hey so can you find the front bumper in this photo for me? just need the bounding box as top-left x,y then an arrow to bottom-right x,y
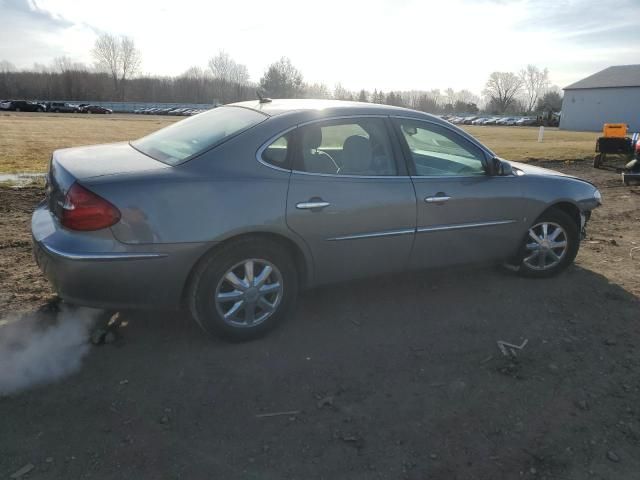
32,204 -> 210,310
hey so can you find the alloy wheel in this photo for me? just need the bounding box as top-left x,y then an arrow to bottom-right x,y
523,222 -> 568,271
215,259 -> 283,328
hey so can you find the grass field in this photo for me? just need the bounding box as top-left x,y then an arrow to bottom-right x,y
0,112 -> 599,173
0,112 -> 178,173
463,125 -> 598,162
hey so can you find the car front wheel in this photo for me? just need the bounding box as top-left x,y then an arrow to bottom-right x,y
517,208 -> 579,278
188,238 -> 298,341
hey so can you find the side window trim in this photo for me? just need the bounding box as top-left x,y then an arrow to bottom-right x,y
290,116 -> 402,178
390,117 -> 490,177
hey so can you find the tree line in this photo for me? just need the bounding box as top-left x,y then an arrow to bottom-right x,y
0,33 -> 562,114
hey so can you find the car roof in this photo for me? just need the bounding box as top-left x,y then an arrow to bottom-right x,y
229,98 -> 433,121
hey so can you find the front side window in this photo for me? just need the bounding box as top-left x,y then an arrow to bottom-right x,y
394,119 -> 486,176
132,106 -> 267,165
295,118 -> 397,176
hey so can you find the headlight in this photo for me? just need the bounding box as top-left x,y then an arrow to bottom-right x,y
594,188 -> 602,204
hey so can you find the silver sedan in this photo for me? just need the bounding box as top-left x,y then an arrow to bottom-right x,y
32,99 -> 602,340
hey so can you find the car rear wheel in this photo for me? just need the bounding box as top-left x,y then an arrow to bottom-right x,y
517,209 -> 579,278
188,238 -> 298,341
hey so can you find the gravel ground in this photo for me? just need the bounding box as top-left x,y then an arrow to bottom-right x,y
1,161 -> 639,479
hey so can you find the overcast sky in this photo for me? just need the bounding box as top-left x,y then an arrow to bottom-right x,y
1,0 -> 639,94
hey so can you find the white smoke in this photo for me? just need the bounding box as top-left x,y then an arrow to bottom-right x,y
0,305 -> 100,396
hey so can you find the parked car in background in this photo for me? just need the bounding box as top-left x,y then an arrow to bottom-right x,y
1,100 -> 46,112
471,117 -> 489,125
496,117 -> 518,126
481,117 -> 500,125
462,116 -> 479,125
47,102 -> 81,113
32,99 -> 602,341
516,117 -> 538,126
79,105 -> 113,114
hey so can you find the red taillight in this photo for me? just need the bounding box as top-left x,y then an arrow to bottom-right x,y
60,182 -> 121,231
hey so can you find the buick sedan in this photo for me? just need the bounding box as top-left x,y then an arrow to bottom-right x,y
32,99 -> 602,340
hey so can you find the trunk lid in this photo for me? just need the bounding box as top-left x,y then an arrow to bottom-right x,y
51,142 -> 170,180
46,142 -> 170,219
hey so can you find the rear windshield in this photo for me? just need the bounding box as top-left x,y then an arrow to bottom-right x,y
131,106 -> 267,165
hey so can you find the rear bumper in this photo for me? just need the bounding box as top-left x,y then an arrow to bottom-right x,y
32,204 -> 211,310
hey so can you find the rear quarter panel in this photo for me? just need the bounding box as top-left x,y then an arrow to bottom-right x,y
83,119 -> 313,278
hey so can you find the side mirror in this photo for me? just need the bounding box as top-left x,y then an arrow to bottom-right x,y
491,157 -> 513,176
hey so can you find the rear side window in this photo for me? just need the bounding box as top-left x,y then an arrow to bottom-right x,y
261,133 -> 292,169
132,106 -> 267,165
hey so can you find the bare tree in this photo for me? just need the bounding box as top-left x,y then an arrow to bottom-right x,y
53,56 -> 87,73
92,33 -> 141,100
0,60 -> 16,73
520,65 -> 549,113
208,51 -> 249,84
416,93 -> 439,113
483,72 -> 523,113
456,89 -> 479,105
444,87 -> 456,106
333,83 -> 352,100
428,89 -> 443,105
207,51 -> 251,103
52,56 -> 90,99
302,82 -> 330,99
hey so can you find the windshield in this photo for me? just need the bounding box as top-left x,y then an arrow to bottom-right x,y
132,106 -> 267,165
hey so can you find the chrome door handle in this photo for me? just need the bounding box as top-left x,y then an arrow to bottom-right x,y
425,196 -> 451,204
296,201 -> 330,210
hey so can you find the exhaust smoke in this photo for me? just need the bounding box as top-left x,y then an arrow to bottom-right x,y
0,305 -> 101,396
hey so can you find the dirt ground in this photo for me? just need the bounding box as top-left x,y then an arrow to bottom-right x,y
1,161 -> 639,479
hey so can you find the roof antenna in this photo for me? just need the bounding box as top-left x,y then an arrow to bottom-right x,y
256,90 -> 272,104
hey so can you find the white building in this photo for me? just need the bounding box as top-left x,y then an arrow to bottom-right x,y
560,64 -> 640,132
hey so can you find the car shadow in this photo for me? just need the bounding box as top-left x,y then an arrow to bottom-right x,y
1,264 -> 639,479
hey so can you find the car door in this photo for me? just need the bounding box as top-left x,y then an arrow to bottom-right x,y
392,117 -> 526,269
286,117 -> 417,285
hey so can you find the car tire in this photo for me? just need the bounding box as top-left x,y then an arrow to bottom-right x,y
516,208 -> 579,278
188,238 -> 298,341
54,109 -> 60,113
